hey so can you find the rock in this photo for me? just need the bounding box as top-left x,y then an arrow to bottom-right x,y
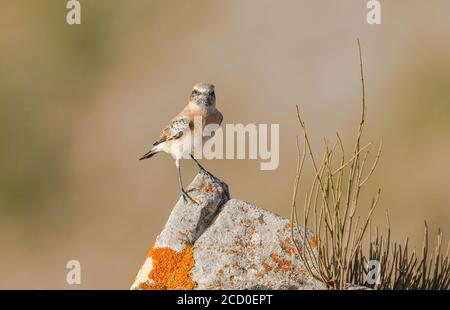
131,171 -> 325,290
192,199 -> 324,289
151,171 -> 229,253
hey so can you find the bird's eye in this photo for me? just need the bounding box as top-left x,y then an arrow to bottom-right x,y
192,90 -> 199,96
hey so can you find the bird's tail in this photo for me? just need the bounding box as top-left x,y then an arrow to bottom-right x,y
139,148 -> 157,160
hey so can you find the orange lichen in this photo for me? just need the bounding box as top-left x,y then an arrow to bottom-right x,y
228,275 -> 236,285
212,280 -> 223,288
310,236 -> 317,248
205,184 -> 214,192
140,245 -> 196,290
145,242 -> 156,257
270,253 -> 292,272
280,237 -> 297,255
235,239 -> 245,247
262,262 -> 273,272
197,182 -> 214,193
138,281 -> 153,290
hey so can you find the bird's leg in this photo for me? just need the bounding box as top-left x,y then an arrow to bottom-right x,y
177,160 -> 197,204
190,154 -> 217,180
190,154 -> 208,171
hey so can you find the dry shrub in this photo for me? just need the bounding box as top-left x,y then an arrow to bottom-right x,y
290,40 -> 450,290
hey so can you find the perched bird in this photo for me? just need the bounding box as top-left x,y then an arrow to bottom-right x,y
139,83 -> 223,203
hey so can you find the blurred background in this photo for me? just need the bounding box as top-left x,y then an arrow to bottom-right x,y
1,0 -> 449,289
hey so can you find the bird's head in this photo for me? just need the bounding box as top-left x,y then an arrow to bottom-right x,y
189,83 -> 216,107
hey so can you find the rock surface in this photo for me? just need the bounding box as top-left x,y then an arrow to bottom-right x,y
131,171 -> 326,290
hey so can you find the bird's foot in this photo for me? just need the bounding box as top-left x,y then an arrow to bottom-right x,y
181,189 -> 198,205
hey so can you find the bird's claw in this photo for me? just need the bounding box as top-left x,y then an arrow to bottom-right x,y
181,190 -> 198,205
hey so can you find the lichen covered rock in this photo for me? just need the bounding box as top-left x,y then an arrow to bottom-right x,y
192,199 -> 323,289
131,172 -> 325,290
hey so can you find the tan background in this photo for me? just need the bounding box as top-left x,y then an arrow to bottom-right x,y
0,0 -> 449,289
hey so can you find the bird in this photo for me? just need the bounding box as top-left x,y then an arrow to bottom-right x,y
139,83 -> 223,204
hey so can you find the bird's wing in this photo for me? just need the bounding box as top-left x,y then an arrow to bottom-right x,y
153,116 -> 191,146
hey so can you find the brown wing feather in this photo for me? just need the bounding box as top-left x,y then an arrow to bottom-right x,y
153,117 -> 191,146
